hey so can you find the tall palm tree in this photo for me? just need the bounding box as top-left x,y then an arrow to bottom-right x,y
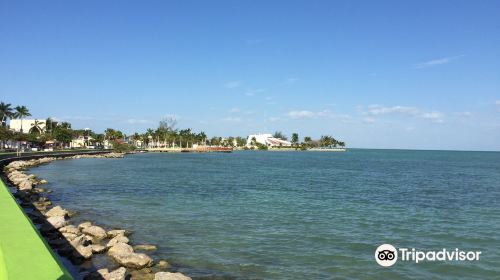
0,102 -> 14,127
45,117 -> 56,134
29,119 -> 45,134
14,106 -> 31,133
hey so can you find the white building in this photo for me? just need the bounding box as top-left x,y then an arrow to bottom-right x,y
246,133 -> 292,148
70,135 -> 95,149
9,119 -> 46,134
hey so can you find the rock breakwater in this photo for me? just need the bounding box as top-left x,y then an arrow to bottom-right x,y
2,153 -> 191,280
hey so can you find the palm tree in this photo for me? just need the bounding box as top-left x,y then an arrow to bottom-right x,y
45,117 -> 57,134
29,119 -> 45,134
291,133 -> 299,147
13,106 -> 31,133
0,102 -> 14,127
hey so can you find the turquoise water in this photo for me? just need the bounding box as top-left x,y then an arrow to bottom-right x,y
30,150 -> 500,279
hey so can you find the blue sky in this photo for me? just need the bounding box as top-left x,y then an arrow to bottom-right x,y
1,1 -> 499,150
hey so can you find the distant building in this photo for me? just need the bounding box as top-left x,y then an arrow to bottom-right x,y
246,133 -> 292,148
70,135 -> 95,149
9,119 -> 46,134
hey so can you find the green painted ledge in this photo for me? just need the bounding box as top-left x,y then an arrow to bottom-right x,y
0,178 -> 73,280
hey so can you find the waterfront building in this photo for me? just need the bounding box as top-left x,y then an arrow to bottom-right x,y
70,135 -> 95,149
246,133 -> 292,148
9,119 -> 46,134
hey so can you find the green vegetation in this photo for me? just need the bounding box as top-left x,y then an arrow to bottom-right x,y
0,102 -> 14,127
13,105 -> 31,133
0,102 -> 107,151
291,133 -> 299,148
1,101 -> 346,152
272,131 -> 287,140
111,140 -> 136,153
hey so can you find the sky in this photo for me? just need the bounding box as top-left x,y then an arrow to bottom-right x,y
1,0 -> 499,151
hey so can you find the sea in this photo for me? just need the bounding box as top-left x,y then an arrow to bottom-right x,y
29,149 -> 500,279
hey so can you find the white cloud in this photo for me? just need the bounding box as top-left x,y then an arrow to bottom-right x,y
284,78 -> 298,84
228,107 -> 241,113
126,119 -> 153,124
365,105 -> 420,116
245,88 -> 264,96
362,105 -> 445,123
415,55 -> 463,69
287,110 -> 332,119
224,81 -> 241,88
288,111 -> 314,118
456,111 -> 473,117
61,116 -> 97,121
496,100 -> 500,111
268,117 -> 280,122
421,111 -> 444,123
362,117 -> 376,124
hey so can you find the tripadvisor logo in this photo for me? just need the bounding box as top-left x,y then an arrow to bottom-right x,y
375,244 -> 482,267
375,244 -> 398,267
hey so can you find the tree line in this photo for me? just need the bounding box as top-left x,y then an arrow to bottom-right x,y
1,101 -> 346,151
273,131 -> 346,149
0,102 -> 104,149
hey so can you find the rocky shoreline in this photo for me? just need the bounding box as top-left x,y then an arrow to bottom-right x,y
2,153 -> 191,280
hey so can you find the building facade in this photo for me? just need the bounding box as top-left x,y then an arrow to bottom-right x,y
9,119 -> 47,134
246,133 -> 292,147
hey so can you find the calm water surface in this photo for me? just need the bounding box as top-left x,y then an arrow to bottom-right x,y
30,149 -> 500,279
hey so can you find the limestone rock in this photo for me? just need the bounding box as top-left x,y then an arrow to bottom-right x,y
59,225 -> 80,235
129,269 -> 154,280
108,243 -> 152,269
82,225 -> 107,240
107,235 -> 129,248
18,179 -> 33,190
134,244 -> 157,251
62,232 -> 78,241
108,267 -> 127,280
107,229 -> 128,238
154,272 -> 192,280
155,260 -> 170,269
91,244 -> 107,254
47,216 -> 67,229
108,242 -> 134,255
70,235 -> 93,259
45,206 -> 69,218
78,221 -> 92,230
